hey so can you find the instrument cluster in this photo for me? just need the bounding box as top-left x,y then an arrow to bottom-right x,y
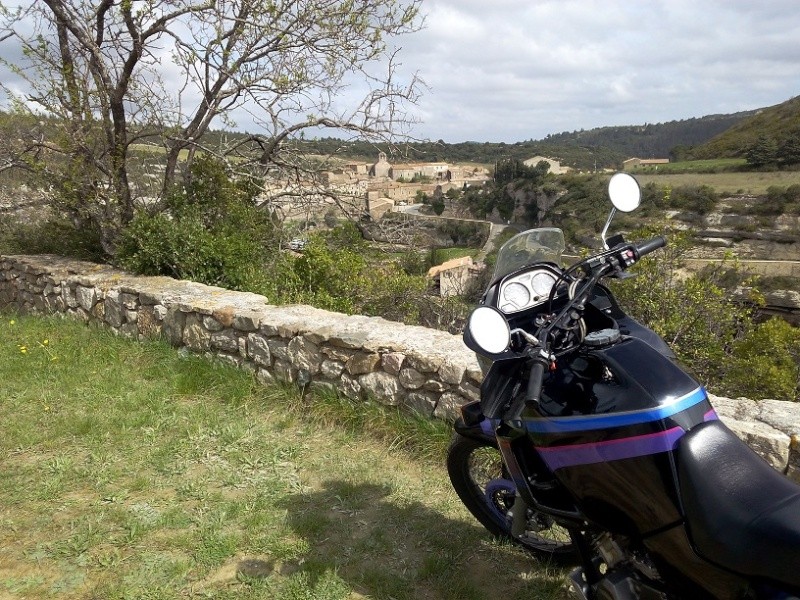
498,267 -> 560,314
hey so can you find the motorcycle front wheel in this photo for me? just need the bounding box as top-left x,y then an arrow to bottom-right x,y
446,433 -> 578,564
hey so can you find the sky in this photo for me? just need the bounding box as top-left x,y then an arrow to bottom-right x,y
1,1 -> 799,145
388,0 -> 800,142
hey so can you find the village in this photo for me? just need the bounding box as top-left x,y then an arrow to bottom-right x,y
261,151 -> 580,224
262,152 -> 673,298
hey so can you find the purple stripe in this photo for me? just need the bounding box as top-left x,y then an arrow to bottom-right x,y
536,426 -> 685,470
703,409 -> 718,422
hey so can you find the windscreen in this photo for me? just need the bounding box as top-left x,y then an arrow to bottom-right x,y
493,227 -> 565,280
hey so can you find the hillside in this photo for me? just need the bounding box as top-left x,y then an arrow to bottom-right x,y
0,104 -> 775,175
539,111 -> 755,161
691,96 -> 800,159
289,110 -> 755,170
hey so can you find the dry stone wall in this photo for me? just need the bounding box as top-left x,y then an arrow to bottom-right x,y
0,254 -> 798,481
0,255 -> 482,421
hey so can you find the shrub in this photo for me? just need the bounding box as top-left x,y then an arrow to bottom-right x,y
723,318 -> 800,401
117,155 -> 277,291
0,212 -> 105,261
611,231 -> 752,390
669,185 -> 717,215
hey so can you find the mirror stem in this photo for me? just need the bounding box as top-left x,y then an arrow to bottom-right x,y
600,207 -> 617,250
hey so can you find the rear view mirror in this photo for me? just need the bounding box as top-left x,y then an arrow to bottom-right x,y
467,306 -> 511,354
602,173 -> 641,249
608,173 -> 641,212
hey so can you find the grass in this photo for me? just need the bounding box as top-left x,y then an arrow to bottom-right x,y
0,314 -> 569,599
431,247 -> 476,264
632,169 -> 800,196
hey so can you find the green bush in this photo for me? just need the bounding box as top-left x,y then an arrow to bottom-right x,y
669,185 -> 717,214
281,222 -> 428,320
611,230 -> 799,401
0,213 -> 105,261
117,155 -> 277,291
723,318 -> 800,401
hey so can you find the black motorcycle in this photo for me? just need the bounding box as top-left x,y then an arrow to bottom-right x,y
448,173 -> 800,599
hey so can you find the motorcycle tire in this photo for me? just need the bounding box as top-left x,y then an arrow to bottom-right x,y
446,432 -> 578,565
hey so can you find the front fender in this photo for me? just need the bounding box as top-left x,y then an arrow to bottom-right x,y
453,401 -> 497,445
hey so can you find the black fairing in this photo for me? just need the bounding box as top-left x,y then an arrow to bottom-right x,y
677,420 -> 800,592
528,338 -> 703,535
540,337 -> 697,420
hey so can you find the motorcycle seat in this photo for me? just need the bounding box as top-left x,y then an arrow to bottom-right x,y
677,420 -> 800,590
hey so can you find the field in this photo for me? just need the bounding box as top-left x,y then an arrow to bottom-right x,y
631,166 -> 800,196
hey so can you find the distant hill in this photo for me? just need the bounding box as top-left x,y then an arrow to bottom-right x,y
539,111 -> 756,161
690,96 -> 800,159
0,104 -> 769,172
288,111 -> 757,170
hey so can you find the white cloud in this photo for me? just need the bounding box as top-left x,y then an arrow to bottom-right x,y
391,0 -> 800,141
3,0 -> 799,143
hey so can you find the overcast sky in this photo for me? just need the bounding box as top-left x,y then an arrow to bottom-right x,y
393,0 -> 800,142
2,1 -> 798,145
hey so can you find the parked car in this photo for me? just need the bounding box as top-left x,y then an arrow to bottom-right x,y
288,238 -> 307,251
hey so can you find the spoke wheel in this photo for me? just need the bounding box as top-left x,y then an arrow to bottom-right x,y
447,433 -> 578,564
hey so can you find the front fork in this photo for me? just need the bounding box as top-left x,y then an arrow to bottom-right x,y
455,401 -> 584,528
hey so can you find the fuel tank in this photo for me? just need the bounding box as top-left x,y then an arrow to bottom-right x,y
524,335 -> 716,535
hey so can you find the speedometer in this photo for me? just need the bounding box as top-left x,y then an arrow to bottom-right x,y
498,266 -> 561,314
503,282 -> 530,308
530,271 -> 556,299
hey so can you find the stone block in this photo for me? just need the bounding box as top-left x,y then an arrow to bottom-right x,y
404,392 -> 437,416
320,359 -> 344,380
434,392 -> 464,421
138,305 -> 162,339
359,371 -> 404,406
247,334 -> 272,367
381,352 -> 405,375
162,307 -> 185,346
233,311 -> 261,332
399,367 -> 426,390
203,315 -> 225,332
76,285 -> 96,311
211,329 -> 239,353
346,351 -> 380,375
104,290 -> 125,328
267,339 -> 289,361
287,336 -> 322,374
183,313 -> 210,351
438,362 -> 465,385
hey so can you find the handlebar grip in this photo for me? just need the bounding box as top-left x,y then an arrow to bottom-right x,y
525,359 -> 547,406
635,236 -> 667,258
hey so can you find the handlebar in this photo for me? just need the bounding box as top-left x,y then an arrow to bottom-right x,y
525,358 -> 548,406
635,236 -> 667,258
505,356 -> 548,421
495,234 -> 668,422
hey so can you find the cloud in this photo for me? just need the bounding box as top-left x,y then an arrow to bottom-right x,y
392,0 -> 800,141
3,0 -> 798,144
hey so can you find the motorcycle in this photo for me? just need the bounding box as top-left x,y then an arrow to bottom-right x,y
447,173 -> 800,599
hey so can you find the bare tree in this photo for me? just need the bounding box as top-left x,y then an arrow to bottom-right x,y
0,0 -> 423,254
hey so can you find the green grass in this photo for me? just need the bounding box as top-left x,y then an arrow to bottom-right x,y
629,158 -> 747,173
632,169 -> 800,196
0,314 -> 568,599
431,247 -> 476,263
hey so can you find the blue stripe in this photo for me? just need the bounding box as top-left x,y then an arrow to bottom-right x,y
525,387 -> 707,433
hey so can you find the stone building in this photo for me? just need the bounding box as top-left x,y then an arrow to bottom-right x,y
623,157 -> 670,169
524,156 -> 571,175
427,256 -> 482,297
370,152 -> 392,178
